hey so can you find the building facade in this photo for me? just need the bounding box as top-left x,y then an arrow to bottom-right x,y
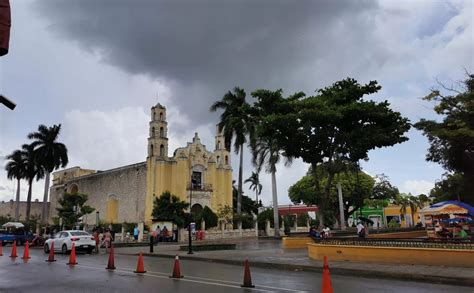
49,103 -> 233,226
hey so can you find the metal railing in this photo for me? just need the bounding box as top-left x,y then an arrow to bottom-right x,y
186,182 -> 213,192
312,237 -> 474,250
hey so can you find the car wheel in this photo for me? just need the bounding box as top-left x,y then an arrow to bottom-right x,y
87,248 -> 94,254
44,243 -> 50,254
62,244 -> 68,255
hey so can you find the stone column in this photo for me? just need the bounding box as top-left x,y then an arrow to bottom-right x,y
138,222 -> 144,242
121,225 -> 125,241
265,220 -> 271,236
201,220 -> 206,232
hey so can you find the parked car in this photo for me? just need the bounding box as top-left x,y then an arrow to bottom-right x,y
44,230 -> 95,254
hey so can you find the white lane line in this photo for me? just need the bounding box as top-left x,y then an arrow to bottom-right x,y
76,263 -> 271,292
78,262 -> 308,292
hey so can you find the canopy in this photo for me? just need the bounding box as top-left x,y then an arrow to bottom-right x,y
420,201 -> 474,217
2,222 -> 24,228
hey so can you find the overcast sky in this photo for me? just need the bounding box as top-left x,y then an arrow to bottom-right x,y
0,0 -> 472,206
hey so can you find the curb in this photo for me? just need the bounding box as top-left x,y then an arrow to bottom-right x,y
117,251 -> 474,287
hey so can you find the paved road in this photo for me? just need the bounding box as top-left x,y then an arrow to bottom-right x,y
0,247 -> 471,292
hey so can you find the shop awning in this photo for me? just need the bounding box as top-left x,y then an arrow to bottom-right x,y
419,201 -> 474,217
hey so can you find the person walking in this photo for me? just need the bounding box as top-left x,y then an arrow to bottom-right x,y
357,222 -> 365,238
93,228 -> 100,253
101,229 -> 113,253
133,225 -> 140,241
155,225 -> 161,244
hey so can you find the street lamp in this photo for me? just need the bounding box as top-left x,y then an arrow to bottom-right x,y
188,178 -> 197,254
96,211 -> 100,227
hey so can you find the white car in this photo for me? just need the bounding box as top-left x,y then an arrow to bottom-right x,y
44,230 -> 96,254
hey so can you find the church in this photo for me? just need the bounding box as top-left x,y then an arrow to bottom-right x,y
48,103 -> 233,226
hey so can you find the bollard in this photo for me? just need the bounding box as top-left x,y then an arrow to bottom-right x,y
149,235 -> 154,253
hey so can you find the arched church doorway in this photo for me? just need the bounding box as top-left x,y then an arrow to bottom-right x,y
69,184 -> 79,194
191,204 -> 203,216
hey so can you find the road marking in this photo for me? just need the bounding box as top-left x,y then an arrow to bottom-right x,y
77,262 -> 308,292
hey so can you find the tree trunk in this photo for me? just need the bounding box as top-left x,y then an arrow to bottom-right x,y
42,171 -> 51,224
26,179 -> 33,221
14,179 -> 21,221
271,168 -> 280,237
237,144 -> 243,215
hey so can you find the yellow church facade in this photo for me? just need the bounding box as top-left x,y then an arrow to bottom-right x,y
145,103 -> 233,223
49,103 -> 233,226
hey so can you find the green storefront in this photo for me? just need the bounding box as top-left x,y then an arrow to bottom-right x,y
348,205 -> 385,228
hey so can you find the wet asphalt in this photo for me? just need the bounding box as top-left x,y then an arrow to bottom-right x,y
0,246 -> 471,293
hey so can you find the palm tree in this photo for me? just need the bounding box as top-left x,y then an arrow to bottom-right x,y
210,87 -> 253,224
28,124 -> 68,223
5,150 -> 26,221
252,136 -> 292,237
22,143 -> 44,220
250,89 -> 291,237
244,171 -> 262,209
408,195 -> 424,227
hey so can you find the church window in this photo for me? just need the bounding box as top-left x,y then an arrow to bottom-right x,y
217,140 -> 221,149
160,127 -> 164,138
153,111 -> 156,121
159,112 -> 163,121
150,144 -> 154,156
152,127 -> 155,137
192,171 -> 202,188
225,155 -> 229,165
160,144 -> 165,156
217,156 -> 220,164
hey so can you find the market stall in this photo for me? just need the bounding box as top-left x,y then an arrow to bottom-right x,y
419,201 -> 474,238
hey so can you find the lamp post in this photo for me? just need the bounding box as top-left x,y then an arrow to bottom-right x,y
188,178 -> 197,254
96,211 -> 100,227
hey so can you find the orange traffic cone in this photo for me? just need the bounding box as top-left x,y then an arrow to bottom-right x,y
169,254 -> 183,278
10,242 -> 17,258
67,243 -> 78,265
322,256 -> 333,293
241,259 -> 255,288
0,242 -> 3,256
134,252 -> 146,273
22,241 -> 30,260
106,244 -> 116,270
46,241 -> 56,262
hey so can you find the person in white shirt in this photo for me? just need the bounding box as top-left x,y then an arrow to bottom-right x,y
356,222 -> 365,238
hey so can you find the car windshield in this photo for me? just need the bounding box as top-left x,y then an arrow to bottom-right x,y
70,231 -> 90,236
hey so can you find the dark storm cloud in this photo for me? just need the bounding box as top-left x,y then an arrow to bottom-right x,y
34,0 -> 380,126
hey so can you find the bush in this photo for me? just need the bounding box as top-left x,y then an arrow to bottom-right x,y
257,209 -> 282,229
233,213 -> 254,229
196,206 -> 218,230
297,214 -> 309,227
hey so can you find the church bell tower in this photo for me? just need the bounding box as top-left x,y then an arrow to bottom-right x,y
214,124 -> 230,167
148,103 -> 168,159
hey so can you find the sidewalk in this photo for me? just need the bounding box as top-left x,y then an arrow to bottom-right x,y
115,238 -> 474,287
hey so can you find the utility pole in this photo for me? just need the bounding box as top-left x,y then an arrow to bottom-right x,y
337,182 -> 346,230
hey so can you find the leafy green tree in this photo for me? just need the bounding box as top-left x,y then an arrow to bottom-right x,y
5,150 -> 26,221
151,191 -> 189,228
28,124 -> 69,223
364,174 -> 400,208
196,206 -> 218,230
210,87 -> 254,222
259,78 -> 410,227
289,165 -> 374,226
257,208 -> 282,230
216,205 -> 233,229
430,173 -> 472,204
415,74 -> 474,203
232,180 -> 258,215
56,192 -> 95,229
21,143 -> 44,220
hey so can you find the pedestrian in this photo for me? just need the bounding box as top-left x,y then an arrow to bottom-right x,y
101,229 -> 113,253
162,226 -> 168,242
357,222 -> 365,238
133,225 -> 140,241
93,228 -> 100,253
155,225 -> 161,244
